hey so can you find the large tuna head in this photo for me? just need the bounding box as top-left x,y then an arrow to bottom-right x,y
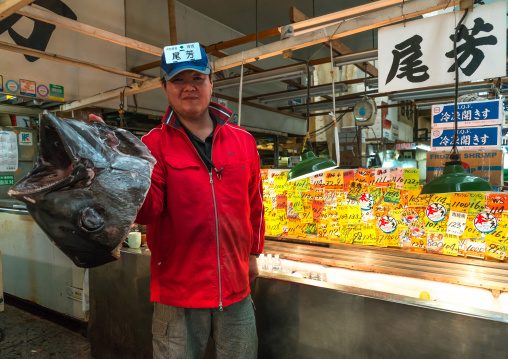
8,111 -> 156,268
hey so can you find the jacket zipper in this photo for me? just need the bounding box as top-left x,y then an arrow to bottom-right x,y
179,125 -> 225,311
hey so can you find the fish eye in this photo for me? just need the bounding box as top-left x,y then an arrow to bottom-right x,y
81,207 -> 104,231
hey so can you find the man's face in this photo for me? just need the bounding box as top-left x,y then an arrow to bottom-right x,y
162,70 -> 213,119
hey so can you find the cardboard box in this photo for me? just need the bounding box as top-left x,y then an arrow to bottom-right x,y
426,150 -> 503,187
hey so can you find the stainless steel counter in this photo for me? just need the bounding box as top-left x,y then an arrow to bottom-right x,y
89,245 -> 508,359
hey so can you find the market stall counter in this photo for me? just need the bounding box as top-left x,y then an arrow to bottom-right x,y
89,243 -> 508,359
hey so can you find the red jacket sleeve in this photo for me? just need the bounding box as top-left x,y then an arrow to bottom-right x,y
249,141 -> 265,254
135,139 -> 167,225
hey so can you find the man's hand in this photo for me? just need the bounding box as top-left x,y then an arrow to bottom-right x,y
89,114 -> 105,123
248,255 -> 259,283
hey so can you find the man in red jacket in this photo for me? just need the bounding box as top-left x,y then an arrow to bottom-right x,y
126,45 -> 264,358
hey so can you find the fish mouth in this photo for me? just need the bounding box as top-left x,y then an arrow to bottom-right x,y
9,111 -> 92,197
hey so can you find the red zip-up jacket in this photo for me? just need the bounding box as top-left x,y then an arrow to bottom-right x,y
135,102 -> 265,309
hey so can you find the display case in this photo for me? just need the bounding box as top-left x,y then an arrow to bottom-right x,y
89,246 -> 508,359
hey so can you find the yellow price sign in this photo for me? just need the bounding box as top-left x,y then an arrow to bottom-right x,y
384,189 -> 401,204
485,240 -> 506,261
347,205 -> 362,225
450,193 -> 470,213
328,223 -> 341,239
351,226 -> 364,245
276,208 -> 287,225
287,220 -> 299,236
273,176 -> 286,194
403,169 -> 419,190
468,192 -> 485,216
295,178 -> 310,192
408,190 -> 429,207
270,218 -> 283,235
443,234 -> 460,256
430,194 -> 451,209
425,218 -> 443,234
325,170 -> 342,190
362,226 -> 376,246
292,197 -> 304,213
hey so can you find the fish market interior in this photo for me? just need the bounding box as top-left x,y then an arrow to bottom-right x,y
1,0 -> 508,358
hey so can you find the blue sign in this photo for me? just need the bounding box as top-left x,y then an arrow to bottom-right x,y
431,126 -> 501,151
0,75 -> 3,92
432,99 -> 503,128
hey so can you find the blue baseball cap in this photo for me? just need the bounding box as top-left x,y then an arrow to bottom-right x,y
160,44 -> 211,81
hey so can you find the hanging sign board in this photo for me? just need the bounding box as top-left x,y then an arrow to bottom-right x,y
426,150 -> 503,187
431,126 -> 501,151
378,1 -> 506,92
432,99 -> 504,128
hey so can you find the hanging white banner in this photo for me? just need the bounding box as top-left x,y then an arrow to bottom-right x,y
378,1 -> 506,93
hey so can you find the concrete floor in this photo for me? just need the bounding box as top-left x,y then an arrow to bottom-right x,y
0,302 -> 92,359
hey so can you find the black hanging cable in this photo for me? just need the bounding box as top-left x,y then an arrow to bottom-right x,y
450,9 -> 469,162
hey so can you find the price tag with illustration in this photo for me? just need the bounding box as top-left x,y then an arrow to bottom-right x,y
295,178 -> 310,192
339,228 -> 353,243
443,234 -> 460,256
450,193 -> 470,213
446,211 -> 467,236
468,193 -> 485,216
402,169 -> 419,190
347,180 -> 363,201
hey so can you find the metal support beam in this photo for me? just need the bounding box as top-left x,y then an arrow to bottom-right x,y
0,0 -> 33,20
0,40 -> 150,80
16,6 -> 163,56
0,104 -> 41,116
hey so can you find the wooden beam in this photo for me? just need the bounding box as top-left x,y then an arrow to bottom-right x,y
290,6 -> 378,77
287,0 -> 405,32
0,40 -> 150,80
214,93 -> 305,120
63,0 -> 457,111
60,77 -> 161,112
0,0 -> 33,20
214,0 -> 458,72
204,28 -> 280,54
168,0 -> 177,45
16,6 -> 163,56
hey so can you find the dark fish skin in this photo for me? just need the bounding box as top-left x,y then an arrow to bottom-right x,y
8,111 -> 156,268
